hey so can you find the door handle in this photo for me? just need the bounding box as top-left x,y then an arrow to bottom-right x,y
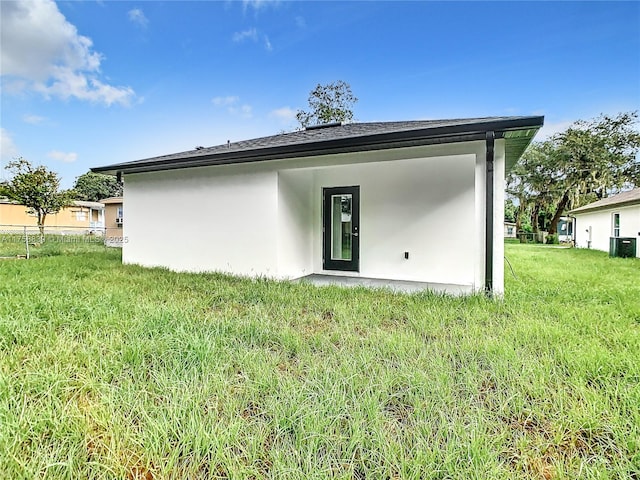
351,232 -> 358,237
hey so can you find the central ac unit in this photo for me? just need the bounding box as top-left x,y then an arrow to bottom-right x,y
609,237 -> 636,258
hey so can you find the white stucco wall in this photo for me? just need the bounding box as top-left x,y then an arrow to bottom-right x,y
574,204 -> 640,256
122,139 -> 507,293
492,140 -> 506,296
310,154 -> 476,286
123,165 -> 279,275
277,170 -> 314,278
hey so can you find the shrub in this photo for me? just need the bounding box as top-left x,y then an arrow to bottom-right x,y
546,233 -> 559,244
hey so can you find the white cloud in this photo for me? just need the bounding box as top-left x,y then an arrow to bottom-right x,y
230,104 -> 253,118
232,28 -> 272,51
22,114 -> 46,125
1,128 -> 19,161
47,150 -> 77,163
212,96 -> 252,118
0,0 -> 135,106
34,68 -> 135,106
128,8 -> 148,28
212,96 -> 240,107
232,28 -> 258,43
269,107 -> 296,122
242,0 -> 280,13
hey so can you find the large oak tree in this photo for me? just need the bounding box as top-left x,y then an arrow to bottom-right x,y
508,112 -> 640,235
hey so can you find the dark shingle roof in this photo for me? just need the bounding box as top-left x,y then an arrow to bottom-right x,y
570,188 -> 640,214
92,116 -> 544,175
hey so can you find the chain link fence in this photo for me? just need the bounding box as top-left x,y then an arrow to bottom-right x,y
0,224 -> 123,258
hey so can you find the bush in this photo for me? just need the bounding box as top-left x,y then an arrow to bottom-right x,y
546,233 -> 559,244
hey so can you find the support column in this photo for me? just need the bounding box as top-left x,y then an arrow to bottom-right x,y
485,131 -> 495,296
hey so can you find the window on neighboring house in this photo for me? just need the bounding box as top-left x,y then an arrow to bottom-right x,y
612,213 -> 620,237
115,206 -> 123,226
76,210 -> 86,221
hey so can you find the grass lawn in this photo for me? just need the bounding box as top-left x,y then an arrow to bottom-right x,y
0,244 -> 638,479
0,233 -> 105,258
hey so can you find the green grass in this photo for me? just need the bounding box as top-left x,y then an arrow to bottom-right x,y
0,233 -> 105,258
0,244 -> 638,479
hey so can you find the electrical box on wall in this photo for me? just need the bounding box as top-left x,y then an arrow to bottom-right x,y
404,251 -> 409,259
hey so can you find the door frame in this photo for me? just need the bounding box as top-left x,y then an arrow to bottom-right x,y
322,186 -> 360,272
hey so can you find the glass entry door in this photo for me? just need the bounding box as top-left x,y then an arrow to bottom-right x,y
323,186 -> 360,272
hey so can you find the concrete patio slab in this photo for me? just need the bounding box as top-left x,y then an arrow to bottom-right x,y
294,274 -> 474,295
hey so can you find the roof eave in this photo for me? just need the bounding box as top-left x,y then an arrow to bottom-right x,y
92,116 -> 544,176
93,132 -> 489,175
73,200 -> 105,208
570,199 -> 640,215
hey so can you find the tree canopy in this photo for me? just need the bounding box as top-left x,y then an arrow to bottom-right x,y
296,80 -> 358,128
73,171 -> 122,202
507,111 -> 640,234
3,158 -> 75,234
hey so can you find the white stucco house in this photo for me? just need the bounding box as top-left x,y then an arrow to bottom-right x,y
570,188 -> 640,257
92,116 -> 544,295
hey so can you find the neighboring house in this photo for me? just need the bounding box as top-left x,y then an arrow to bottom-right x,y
0,199 -> 105,233
93,116 -> 544,295
556,216 -> 574,243
101,197 -> 124,246
504,221 -> 517,238
570,188 -> 640,257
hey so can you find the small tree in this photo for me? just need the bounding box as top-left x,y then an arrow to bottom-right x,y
74,171 -> 122,202
296,80 -> 358,128
4,158 -> 75,237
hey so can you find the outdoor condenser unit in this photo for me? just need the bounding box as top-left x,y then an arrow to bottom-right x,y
609,237 -> 637,258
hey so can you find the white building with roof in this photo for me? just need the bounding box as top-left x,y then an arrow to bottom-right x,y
570,188 -> 640,257
93,116 -> 544,295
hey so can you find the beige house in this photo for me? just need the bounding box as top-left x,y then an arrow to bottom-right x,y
504,221 -> 517,238
101,197 -> 123,246
0,199 -> 105,233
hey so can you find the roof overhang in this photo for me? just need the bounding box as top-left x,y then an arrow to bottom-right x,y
93,116 -> 544,176
99,197 -> 124,204
569,188 -> 640,215
570,199 -> 640,215
73,200 -> 105,208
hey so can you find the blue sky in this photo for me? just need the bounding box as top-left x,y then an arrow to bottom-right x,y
1,0 -> 639,188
